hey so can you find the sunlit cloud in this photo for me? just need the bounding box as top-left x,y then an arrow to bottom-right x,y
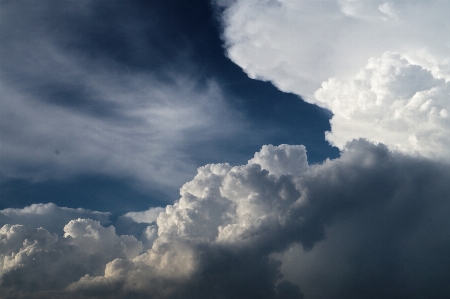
2,142 -> 450,298
217,0 -> 450,159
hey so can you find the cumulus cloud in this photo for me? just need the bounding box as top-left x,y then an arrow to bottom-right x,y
64,219 -> 142,259
115,207 -> 165,249
0,219 -> 142,297
2,142 -> 449,298
0,203 -> 110,235
315,52 -> 450,160
217,0 -> 450,159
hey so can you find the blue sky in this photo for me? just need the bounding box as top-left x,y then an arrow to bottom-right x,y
1,1 -> 450,298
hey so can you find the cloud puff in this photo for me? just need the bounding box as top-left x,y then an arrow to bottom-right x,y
120,207 -> 165,225
0,219 -> 142,297
248,144 -> 308,177
315,52 -> 450,160
0,203 -> 110,235
114,207 -> 165,249
64,219 -> 142,260
217,0 -> 450,159
3,142 -> 448,298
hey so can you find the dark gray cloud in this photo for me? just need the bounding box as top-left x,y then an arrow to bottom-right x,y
1,140 -> 449,298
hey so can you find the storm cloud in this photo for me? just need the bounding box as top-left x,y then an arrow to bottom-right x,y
2,141 -> 449,298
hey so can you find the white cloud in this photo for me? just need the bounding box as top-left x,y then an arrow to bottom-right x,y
315,52 -> 450,160
248,144 -> 308,177
120,207 -> 165,224
217,0 -> 450,159
64,219 -> 142,259
219,0 -> 450,99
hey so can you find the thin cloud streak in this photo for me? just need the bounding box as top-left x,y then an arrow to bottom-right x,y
0,1 -> 248,194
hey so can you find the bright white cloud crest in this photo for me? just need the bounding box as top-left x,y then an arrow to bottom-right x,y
316,52 -> 450,160
219,0 -> 450,160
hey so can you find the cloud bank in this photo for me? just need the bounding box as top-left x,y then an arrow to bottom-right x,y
217,0 -> 450,160
2,141 -> 449,298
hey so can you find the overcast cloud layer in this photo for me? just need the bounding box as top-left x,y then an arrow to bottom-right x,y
218,0 -> 450,160
1,141 -> 450,298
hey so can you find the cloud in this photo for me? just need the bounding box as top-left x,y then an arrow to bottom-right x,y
63,219 -> 142,259
115,207 -> 165,249
0,0 -> 249,195
119,207 -> 165,224
218,0 -> 450,99
2,142 -> 449,298
216,0 -> 450,159
315,52 -> 450,160
0,203 -> 110,235
248,144 -> 308,177
0,65 -> 242,192
1,1 -> 448,298
0,219 -> 142,297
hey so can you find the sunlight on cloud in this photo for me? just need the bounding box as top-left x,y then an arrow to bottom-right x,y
2,142 -> 449,298
217,0 -> 450,160
315,52 -> 450,160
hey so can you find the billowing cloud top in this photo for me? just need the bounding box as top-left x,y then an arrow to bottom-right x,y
1,142 -> 450,298
218,0 -> 450,160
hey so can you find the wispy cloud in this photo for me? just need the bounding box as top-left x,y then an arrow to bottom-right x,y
0,0 -> 248,194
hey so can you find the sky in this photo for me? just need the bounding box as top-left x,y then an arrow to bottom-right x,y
0,0 -> 449,298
